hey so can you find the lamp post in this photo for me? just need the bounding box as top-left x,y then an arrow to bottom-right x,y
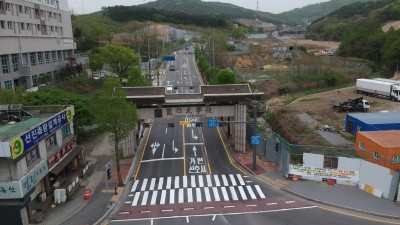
251,100 -> 258,170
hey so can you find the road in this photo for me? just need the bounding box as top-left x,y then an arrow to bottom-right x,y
110,47 -> 390,225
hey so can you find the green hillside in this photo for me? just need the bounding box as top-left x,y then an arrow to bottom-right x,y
307,0 -> 400,41
279,0 -> 374,23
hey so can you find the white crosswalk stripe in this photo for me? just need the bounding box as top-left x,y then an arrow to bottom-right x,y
129,174 -> 267,206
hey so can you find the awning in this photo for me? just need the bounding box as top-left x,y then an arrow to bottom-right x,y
49,146 -> 83,175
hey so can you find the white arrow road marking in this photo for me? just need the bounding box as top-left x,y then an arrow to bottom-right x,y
151,142 -> 160,155
192,146 -> 197,157
172,140 -> 178,153
162,144 -> 165,159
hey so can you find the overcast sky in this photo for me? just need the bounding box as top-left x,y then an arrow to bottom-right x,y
68,0 -> 330,15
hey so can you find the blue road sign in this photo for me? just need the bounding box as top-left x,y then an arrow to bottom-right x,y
208,119 -> 218,128
164,56 -> 176,61
251,135 -> 261,145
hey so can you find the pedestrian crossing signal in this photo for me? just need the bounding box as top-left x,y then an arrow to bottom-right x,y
106,167 -> 112,180
168,123 -> 175,128
195,122 -> 202,127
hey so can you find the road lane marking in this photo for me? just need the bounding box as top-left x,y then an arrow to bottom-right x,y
214,175 -> 221,187
186,216 -> 189,223
161,209 -> 174,212
141,179 -> 148,191
165,128 -> 167,134
267,203 -> 277,206
255,185 -> 266,198
160,190 -> 166,205
183,176 -> 188,188
191,175 -> 196,187
221,175 -> 229,186
140,210 -> 151,214
141,191 -> 149,206
223,205 -> 235,208
149,178 -> 156,190
238,186 -> 247,200
229,187 -> 238,201
203,206 -> 214,209
187,188 -> 193,203
212,215 -> 216,221
169,189 -> 175,204
229,174 -> 237,186
162,144 -> 165,159
221,187 -> 229,201
212,187 -> 220,201
157,177 -> 164,190
246,185 -> 257,200
179,189 -> 184,203
141,157 -> 184,163
119,212 -> 130,215
204,187 -> 211,202
131,180 -> 139,192
185,143 -> 204,145
183,208 -> 194,211
166,177 -> 172,189
286,201 -> 295,204
237,174 -> 245,186
132,192 -> 140,206
183,124 -> 186,176
198,175 -> 204,187
196,188 -> 202,202
206,175 -> 212,187
150,191 -> 158,205
247,205 -> 257,207
175,176 -> 180,188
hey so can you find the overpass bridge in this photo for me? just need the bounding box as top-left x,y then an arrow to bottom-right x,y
123,84 -> 263,153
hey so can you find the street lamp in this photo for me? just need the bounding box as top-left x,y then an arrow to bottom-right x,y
246,98 -> 258,171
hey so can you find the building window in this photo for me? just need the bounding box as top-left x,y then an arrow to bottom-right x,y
26,147 -> 39,167
60,27 -> 63,36
50,26 -> 54,32
358,142 -> 364,150
20,23 -> 25,30
5,3 -> 10,11
18,5 -> 23,13
30,53 -> 36,66
35,9 -> 39,17
1,55 -> 9,74
62,124 -> 71,139
393,155 -> 400,164
11,54 -> 19,72
51,51 -> 56,62
7,21 -> 12,29
45,51 -> 50,63
0,21 -> 4,29
25,6 -> 30,14
42,25 -> 46,33
45,134 -> 57,150
37,52 -> 43,64
27,23 -> 31,31
32,75 -> 38,87
4,80 -> 13,91
374,151 -> 380,160
57,50 -> 62,61
0,2 -> 3,10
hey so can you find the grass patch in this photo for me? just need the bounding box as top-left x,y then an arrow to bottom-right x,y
303,82 -> 354,95
299,98 -> 321,102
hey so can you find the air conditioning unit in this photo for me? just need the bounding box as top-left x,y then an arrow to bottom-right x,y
39,192 -> 46,202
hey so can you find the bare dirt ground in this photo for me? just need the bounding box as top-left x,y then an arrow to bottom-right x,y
281,39 -> 340,49
382,20 -> 400,32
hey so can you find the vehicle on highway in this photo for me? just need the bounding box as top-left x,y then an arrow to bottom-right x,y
169,65 -> 176,71
356,78 -> 400,101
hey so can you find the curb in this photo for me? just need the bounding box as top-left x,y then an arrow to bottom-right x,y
281,188 -> 400,220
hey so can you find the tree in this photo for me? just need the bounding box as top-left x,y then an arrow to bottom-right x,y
126,68 -> 151,87
89,52 -> 104,77
92,78 -> 138,186
231,27 -> 245,39
211,69 -> 236,84
99,44 -> 139,83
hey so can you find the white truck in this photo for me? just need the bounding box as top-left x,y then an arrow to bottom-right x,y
356,78 -> 400,101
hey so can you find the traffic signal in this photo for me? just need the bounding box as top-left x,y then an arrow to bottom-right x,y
106,167 -> 112,180
195,122 -> 202,127
168,123 -> 175,128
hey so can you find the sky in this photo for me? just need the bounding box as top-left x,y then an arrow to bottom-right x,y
68,0 -> 330,15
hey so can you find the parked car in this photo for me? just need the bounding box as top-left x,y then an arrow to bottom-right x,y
169,65 -> 176,71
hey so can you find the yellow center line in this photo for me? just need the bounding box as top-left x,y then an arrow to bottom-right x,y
133,126 -> 153,181
183,125 -> 186,176
217,127 -> 247,175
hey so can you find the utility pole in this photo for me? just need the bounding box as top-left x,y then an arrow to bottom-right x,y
252,100 -> 257,170
212,39 -> 215,67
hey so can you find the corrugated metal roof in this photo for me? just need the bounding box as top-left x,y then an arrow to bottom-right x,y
359,130 -> 400,148
347,112 -> 400,124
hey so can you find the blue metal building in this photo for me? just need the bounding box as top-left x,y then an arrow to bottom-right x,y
345,112 -> 400,135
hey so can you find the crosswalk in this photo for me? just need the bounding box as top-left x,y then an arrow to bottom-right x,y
127,174 -> 266,206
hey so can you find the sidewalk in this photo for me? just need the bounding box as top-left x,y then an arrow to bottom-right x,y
235,149 -> 400,219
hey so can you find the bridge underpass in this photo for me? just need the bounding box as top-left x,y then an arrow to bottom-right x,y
123,84 -> 263,153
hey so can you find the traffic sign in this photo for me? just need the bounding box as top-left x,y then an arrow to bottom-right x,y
208,119 -> 218,128
164,56 -> 175,61
251,135 -> 261,145
180,121 -> 191,125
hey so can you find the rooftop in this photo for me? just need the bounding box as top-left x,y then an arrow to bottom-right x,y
348,112 -> 400,124
0,105 -> 66,142
359,130 -> 400,148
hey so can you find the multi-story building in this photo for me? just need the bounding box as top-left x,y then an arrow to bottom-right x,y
0,104 -> 89,225
0,0 -> 87,91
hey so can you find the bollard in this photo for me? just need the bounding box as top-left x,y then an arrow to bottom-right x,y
83,189 -> 91,200
114,186 -> 118,195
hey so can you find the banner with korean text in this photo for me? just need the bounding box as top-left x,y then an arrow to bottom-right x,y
289,164 -> 359,185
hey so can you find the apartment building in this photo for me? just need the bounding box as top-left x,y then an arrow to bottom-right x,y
0,104 -> 90,225
0,0 -> 86,91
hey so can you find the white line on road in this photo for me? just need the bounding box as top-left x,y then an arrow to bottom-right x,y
150,191 -> 158,205
183,176 -> 188,188
160,190 -> 166,205
141,178 -> 148,191
141,191 -> 149,206
131,180 -> 139,192
203,206 -> 214,209
246,185 -> 257,200
286,201 -> 296,204
229,174 -> 237,186
191,175 -> 196,187
223,205 -> 235,208
229,186 -> 238,201
175,176 -> 180,189
183,208 -> 194,211
169,189 -> 175,204
186,216 -> 189,223
187,188 -> 193,203
184,143 -> 204,145
198,175 -> 204,187
141,157 -> 184,163
214,175 -> 221,187
221,187 -> 229,201
166,177 -> 172,189
206,175 -> 212,187
204,187 -> 211,202
118,212 -> 130,215
255,185 -> 266,199
140,210 -> 151,214
162,144 -> 165,159
212,187 -> 220,201
267,203 -> 277,205
179,189 -> 184,203
165,128 -> 167,134
212,215 -> 216,221
161,209 -> 174,212
132,192 -> 140,206
149,178 -> 156,190
237,174 -> 245,186
196,188 -> 202,202
247,205 -> 257,207
158,177 -> 164,190
221,175 -> 229,186
238,186 -> 247,200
